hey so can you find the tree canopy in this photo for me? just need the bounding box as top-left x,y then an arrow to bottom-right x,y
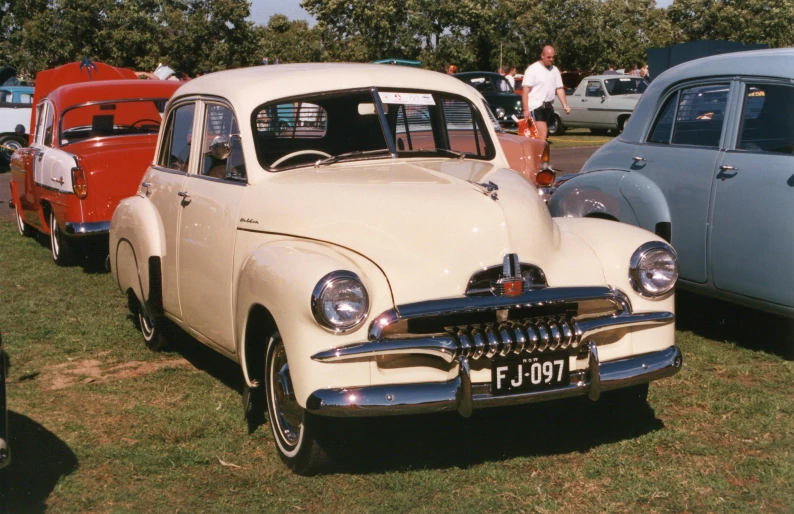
0,0 -> 790,79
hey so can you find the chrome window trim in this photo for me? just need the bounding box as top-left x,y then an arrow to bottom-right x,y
156,96 -> 201,171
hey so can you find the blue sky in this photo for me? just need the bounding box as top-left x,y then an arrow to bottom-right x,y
247,0 -> 675,27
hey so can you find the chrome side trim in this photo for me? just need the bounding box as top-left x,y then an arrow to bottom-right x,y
64,221 -> 111,236
306,346 -> 682,417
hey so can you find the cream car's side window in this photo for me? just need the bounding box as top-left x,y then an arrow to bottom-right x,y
158,103 -> 196,171
199,104 -> 246,180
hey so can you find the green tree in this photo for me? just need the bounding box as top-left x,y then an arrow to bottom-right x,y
667,0 -> 794,47
257,14 -> 323,64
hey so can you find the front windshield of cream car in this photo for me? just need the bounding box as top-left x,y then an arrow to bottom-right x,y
252,88 -> 495,170
604,77 -> 648,95
59,99 -> 168,146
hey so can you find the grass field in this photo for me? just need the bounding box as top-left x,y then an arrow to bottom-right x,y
547,128 -> 614,149
1,218 -> 793,513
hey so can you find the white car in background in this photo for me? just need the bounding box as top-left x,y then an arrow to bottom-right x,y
551,75 -> 647,135
110,63 -> 681,474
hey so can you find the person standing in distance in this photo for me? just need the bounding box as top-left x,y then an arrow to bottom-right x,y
522,45 -> 570,139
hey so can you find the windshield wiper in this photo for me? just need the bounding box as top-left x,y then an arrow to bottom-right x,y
413,148 -> 467,159
315,149 -> 392,167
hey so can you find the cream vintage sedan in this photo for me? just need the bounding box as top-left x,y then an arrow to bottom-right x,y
110,64 -> 682,474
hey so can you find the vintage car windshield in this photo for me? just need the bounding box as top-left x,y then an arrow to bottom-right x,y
252,88 -> 495,170
604,78 -> 648,95
59,99 -> 168,146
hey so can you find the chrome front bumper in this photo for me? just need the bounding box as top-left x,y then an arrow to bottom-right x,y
307,344 -> 682,417
64,221 -> 111,236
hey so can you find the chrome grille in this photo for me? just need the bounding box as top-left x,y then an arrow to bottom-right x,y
448,316 -> 581,360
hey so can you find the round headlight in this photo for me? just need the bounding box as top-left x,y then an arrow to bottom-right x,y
495,107 -> 506,119
311,271 -> 369,333
629,241 -> 679,298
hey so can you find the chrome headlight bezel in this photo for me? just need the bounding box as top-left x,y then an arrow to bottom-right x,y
629,241 -> 679,299
311,271 -> 370,334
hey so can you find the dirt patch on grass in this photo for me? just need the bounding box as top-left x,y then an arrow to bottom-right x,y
43,357 -> 192,390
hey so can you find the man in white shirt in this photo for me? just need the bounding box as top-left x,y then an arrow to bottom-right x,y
521,45 -> 571,139
505,67 -> 516,89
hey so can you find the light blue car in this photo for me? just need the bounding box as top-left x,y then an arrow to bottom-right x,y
549,48 -> 794,328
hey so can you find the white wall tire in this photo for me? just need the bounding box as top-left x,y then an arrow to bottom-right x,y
15,206 -> 34,237
265,331 -> 328,474
137,303 -> 169,351
49,210 -> 73,266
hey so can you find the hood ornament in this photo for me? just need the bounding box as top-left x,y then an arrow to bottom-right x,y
497,253 -> 523,296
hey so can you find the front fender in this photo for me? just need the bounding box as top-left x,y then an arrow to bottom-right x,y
109,195 -> 166,309
234,236 -> 393,407
618,172 -> 671,236
549,170 -> 639,224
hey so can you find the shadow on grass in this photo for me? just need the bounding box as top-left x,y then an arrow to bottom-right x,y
28,232 -> 109,274
1,411 -> 78,513
676,290 -> 793,360
320,397 -> 662,474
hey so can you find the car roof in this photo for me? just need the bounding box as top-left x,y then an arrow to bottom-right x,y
174,63 -> 484,117
621,48 -> 794,143
46,80 -> 181,109
454,71 -> 505,79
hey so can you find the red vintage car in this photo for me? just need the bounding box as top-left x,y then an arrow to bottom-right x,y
9,63 -> 179,264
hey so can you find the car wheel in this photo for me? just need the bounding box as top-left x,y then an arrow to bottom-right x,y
49,210 -> 73,266
265,331 -> 328,475
590,128 -> 610,136
137,302 -> 169,351
0,134 -> 24,163
15,206 -> 34,237
548,114 -> 565,135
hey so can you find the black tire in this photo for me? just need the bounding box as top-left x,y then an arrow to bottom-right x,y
548,114 -> 565,135
14,206 -> 34,237
137,301 -> 170,351
49,210 -> 73,266
265,331 -> 328,475
0,134 -> 25,163
590,128 -> 610,136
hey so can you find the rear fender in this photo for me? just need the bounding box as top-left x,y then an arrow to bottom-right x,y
235,239 -> 393,407
110,195 -> 166,313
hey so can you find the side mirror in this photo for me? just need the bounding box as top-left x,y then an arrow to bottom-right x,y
209,135 -> 232,160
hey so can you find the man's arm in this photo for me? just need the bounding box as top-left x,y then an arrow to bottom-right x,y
556,87 -> 571,114
522,85 -> 531,118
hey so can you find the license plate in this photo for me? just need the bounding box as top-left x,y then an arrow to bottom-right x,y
491,352 -> 570,396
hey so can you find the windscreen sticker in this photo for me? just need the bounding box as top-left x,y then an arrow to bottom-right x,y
378,92 -> 436,105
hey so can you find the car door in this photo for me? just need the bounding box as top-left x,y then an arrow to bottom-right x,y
144,99 -> 196,320
564,81 -> 588,125
709,79 -> 794,308
629,81 -> 734,283
177,100 -> 246,353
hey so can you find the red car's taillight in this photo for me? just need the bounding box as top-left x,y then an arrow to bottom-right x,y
72,166 -> 87,199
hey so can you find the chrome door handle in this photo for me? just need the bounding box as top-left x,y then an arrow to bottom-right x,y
632,156 -> 646,162
719,165 -> 737,171
141,181 -> 151,188
177,191 -> 190,198
34,150 -> 44,160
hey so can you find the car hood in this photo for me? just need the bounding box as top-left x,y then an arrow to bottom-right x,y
241,159 -> 604,305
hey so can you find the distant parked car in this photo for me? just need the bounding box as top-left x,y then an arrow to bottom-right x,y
9,62 -> 179,265
550,48 -> 794,336
454,72 -> 523,128
0,85 -> 33,163
550,75 -> 647,135
111,63 -> 681,474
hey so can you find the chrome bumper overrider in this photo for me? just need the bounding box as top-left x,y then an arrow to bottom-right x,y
307,345 -> 682,417
64,221 -> 111,236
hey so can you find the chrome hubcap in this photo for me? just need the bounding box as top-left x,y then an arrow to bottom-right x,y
139,308 -> 155,339
270,341 -> 302,446
50,214 -> 60,257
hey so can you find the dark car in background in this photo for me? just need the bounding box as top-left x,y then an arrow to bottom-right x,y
454,72 -> 522,128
